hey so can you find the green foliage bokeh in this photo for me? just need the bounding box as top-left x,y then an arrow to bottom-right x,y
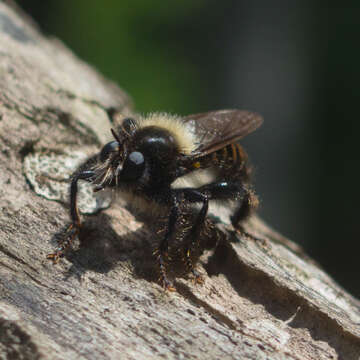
37,0 -> 212,114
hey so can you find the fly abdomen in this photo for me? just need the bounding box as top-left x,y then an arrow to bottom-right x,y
210,143 -> 247,170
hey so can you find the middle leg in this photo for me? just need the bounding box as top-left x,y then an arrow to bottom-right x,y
177,181 -> 246,280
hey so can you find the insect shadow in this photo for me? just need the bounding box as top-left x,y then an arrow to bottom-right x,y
50,212 -> 154,282
50,207 -> 224,285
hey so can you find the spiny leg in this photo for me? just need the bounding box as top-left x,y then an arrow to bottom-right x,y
156,195 -> 179,291
181,189 -> 209,283
180,182 -> 244,283
230,186 -> 258,228
47,170 -> 95,262
230,186 -> 267,245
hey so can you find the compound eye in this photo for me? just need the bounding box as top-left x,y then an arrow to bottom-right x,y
100,141 -> 119,161
122,151 -> 145,181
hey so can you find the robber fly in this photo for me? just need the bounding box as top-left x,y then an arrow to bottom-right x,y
48,110 -> 263,290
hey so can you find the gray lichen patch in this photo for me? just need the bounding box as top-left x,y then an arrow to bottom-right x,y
23,149 -> 111,214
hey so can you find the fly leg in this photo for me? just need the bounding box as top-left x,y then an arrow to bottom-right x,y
179,182 -> 245,283
155,195 -> 180,291
180,189 -> 209,284
47,170 -> 95,262
230,186 -> 268,246
230,186 -> 258,228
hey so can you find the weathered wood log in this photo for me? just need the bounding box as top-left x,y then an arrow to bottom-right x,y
0,3 -> 359,359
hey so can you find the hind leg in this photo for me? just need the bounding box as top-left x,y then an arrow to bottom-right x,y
230,186 -> 259,228
230,186 -> 268,246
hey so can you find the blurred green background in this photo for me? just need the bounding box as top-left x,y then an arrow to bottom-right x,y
16,0 -> 360,298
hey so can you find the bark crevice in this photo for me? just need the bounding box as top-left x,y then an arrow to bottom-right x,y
0,3 -> 359,359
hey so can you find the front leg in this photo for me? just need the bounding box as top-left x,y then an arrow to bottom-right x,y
47,170 -> 95,262
156,194 -> 180,291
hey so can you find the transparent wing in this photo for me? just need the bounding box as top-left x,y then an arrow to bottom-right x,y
183,109 -> 263,157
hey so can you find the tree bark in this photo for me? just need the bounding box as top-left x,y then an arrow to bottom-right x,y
0,3 -> 359,359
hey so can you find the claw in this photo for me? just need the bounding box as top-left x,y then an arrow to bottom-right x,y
160,276 -> 176,292
46,252 -> 60,263
47,223 -> 79,263
191,270 -> 204,285
156,250 -> 175,291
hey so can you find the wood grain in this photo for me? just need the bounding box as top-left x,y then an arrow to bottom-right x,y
0,3 -> 359,359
